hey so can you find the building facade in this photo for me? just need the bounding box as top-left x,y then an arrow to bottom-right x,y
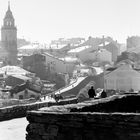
104,64 -> 140,91
105,42 -> 120,62
96,49 -> 112,63
77,48 -> 112,64
1,3 -> 17,65
44,52 -> 75,75
22,54 -> 46,79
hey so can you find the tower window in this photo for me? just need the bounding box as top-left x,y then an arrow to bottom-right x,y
6,21 -> 12,26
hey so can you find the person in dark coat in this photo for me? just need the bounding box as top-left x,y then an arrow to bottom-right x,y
101,90 -> 107,98
88,86 -> 96,98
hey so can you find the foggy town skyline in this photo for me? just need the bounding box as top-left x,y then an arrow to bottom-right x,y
0,0 -> 140,43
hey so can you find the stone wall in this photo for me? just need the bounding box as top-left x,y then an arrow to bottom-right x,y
26,94 -> 140,140
0,102 -> 49,121
26,111 -> 140,140
0,98 -> 77,121
71,94 -> 140,113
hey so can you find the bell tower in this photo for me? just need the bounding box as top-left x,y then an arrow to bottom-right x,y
1,2 -> 17,65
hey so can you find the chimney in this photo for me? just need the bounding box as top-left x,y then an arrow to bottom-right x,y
102,35 -> 105,47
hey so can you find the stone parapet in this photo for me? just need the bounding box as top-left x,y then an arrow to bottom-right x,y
26,111 -> 140,140
0,97 -> 77,121
26,94 -> 140,140
0,102 -> 49,121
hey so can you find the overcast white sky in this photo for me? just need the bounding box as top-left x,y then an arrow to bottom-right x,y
0,0 -> 140,43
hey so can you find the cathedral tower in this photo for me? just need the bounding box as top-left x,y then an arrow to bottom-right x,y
1,2 -> 17,65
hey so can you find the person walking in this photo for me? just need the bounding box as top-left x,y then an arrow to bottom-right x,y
88,86 -> 96,98
101,90 -> 107,98
44,95 -> 46,100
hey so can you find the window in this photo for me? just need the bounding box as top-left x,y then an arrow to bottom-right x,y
42,56 -> 45,61
19,95 -> 23,99
30,95 -> 35,98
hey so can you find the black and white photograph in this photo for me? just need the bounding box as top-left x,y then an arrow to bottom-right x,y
0,0 -> 140,140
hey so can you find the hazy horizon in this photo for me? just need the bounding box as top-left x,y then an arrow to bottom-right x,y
0,0 -> 140,44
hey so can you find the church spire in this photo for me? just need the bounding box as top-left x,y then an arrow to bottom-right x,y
1,0 -> 17,65
3,1 -> 15,27
4,1 -> 14,20
8,1 -> 10,11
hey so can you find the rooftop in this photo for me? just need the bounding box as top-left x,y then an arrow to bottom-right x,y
68,45 -> 91,53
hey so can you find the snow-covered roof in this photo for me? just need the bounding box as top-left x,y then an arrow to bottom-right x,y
60,57 -> 78,62
0,65 -> 31,75
98,41 -> 110,47
49,44 -> 67,49
80,69 -> 89,73
76,65 -> 103,75
68,45 -> 91,53
97,48 -> 110,54
92,67 -> 103,75
43,52 -> 65,63
10,74 -> 32,81
18,44 -> 47,50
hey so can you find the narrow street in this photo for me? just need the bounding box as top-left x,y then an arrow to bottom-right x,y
0,117 -> 28,140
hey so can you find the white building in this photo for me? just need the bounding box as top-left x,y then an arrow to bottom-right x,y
103,42 -> 120,62
96,49 -> 112,63
44,52 -> 75,75
104,64 -> 140,91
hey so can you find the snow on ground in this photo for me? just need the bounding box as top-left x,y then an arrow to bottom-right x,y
0,77 -> 86,140
40,95 -> 56,102
41,76 -> 86,102
92,67 -> 103,75
54,77 -> 86,95
0,117 -> 28,140
0,76 -> 93,140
